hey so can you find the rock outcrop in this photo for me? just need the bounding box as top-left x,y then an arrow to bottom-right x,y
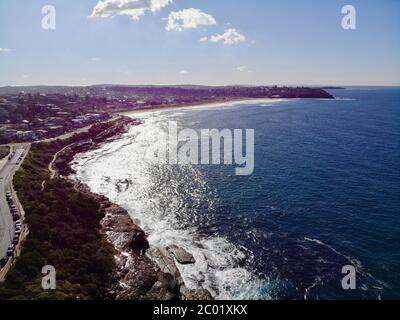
167,245 -> 196,265
78,182 -> 212,300
149,247 -> 212,300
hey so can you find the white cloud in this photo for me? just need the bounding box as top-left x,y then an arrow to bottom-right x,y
210,28 -> 246,45
166,8 -> 216,32
91,57 -> 100,62
235,66 -> 250,72
199,36 -> 208,42
90,0 -> 172,21
0,48 -> 11,53
179,70 -> 188,74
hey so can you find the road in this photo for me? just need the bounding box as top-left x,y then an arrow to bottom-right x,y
0,144 -> 29,261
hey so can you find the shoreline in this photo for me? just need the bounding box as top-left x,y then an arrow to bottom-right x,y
117,97 -> 288,116
49,115 -> 213,300
64,97 -> 290,299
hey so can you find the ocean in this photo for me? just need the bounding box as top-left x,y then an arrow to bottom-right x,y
71,87 -> 400,300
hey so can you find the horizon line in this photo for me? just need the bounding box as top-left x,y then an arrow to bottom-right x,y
1,83 -> 400,89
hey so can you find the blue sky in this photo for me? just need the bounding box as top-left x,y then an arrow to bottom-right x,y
0,0 -> 399,86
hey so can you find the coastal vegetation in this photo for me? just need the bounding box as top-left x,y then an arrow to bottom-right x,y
0,121 -> 124,300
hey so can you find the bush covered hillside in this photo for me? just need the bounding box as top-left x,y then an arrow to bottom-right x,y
0,130 -> 117,300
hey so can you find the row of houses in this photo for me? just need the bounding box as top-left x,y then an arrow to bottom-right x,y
0,127 -> 37,141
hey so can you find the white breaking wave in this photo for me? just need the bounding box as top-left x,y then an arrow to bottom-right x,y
71,110 -> 271,300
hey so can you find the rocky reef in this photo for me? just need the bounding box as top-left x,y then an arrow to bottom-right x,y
72,181 -> 212,300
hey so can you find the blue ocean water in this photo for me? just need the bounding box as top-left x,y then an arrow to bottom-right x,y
175,87 -> 400,299
74,87 -> 400,300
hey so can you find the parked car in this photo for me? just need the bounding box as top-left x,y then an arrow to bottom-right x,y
13,235 -> 19,245
6,245 -> 14,257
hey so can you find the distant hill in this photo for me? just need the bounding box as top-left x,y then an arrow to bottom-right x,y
0,85 -> 334,99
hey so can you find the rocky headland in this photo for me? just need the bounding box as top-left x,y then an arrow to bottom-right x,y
51,115 -> 212,300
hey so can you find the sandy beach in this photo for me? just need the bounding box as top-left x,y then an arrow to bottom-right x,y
117,97 -> 287,117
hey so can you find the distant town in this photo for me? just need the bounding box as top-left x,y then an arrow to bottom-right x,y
0,85 -> 334,144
